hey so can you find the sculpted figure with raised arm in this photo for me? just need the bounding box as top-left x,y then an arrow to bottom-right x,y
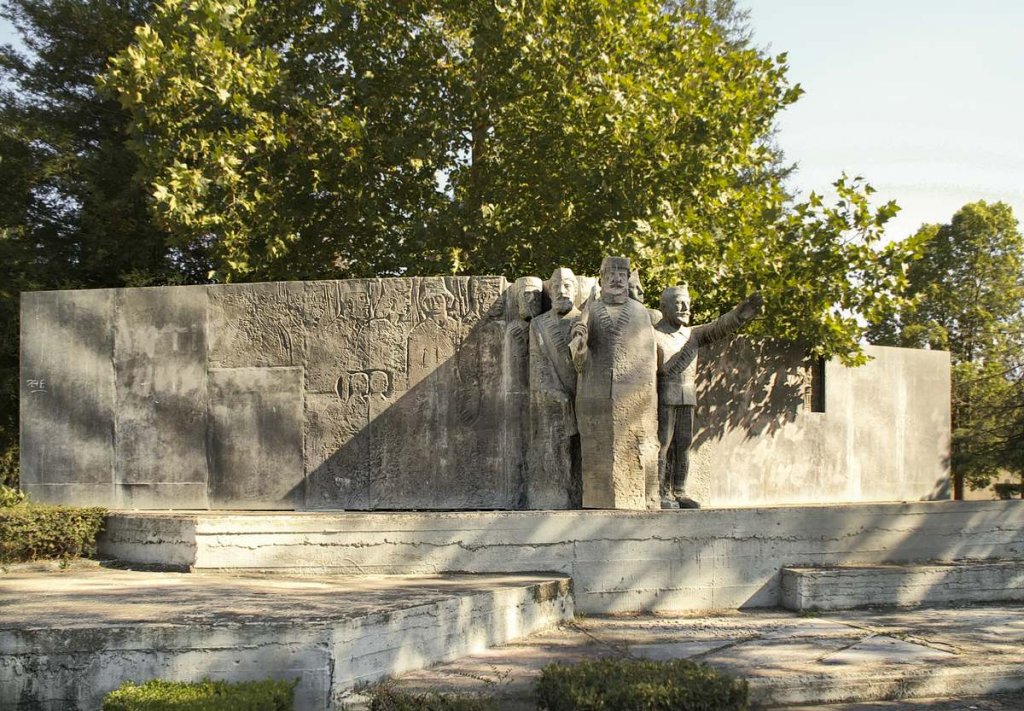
655,285 -> 763,508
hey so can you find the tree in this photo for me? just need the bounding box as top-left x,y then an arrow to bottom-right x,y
102,0 -> 904,365
0,0 -> 200,486
868,201 -> 1024,498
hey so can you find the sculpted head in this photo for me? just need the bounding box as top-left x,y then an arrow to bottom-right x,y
420,281 -> 455,320
515,276 -> 544,320
599,256 -> 631,305
628,270 -> 645,303
660,285 -> 692,328
546,268 -> 578,315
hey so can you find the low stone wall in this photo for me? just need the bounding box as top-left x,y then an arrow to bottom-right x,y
780,561 -> 1024,611
98,501 -> 1024,614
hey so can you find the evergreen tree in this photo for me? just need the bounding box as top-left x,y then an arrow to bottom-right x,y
868,201 -> 1024,497
0,0 -> 198,486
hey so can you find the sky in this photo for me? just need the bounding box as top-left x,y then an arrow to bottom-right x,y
2,3 -> 1022,243
745,0 -> 1024,241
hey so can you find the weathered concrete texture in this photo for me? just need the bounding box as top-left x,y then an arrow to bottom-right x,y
21,277 -> 517,511
576,297 -> 659,510
19,288 -> 116,506
97,501 -> 1024,614
114,286 -> 210,509
207,281 -> 304,368
780,561 -> 1024,611
694,341 -> 951,508
0,566 -> 572,711
21,279 -> 949,511
208,367 -> 304,509
381,604 -> 1024,710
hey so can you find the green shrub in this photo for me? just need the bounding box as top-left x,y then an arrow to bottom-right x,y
367,685 -> 487,711
0,485 -> 25,508
535,657 -> 749,711
0,501 -> 106,564
102,678 -> 296,711
0,444 -> 17,490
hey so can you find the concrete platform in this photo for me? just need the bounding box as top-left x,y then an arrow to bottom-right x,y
371,603 -> 1024,709
781,561 -> 1024,611
97,500 -> 1024,614
0,562 -> 572,710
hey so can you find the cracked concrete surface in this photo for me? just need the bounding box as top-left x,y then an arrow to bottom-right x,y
367,604 -> 1024,710
0,562 -> 572,710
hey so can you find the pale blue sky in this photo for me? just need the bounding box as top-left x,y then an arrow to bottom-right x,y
3,3 -> 1021,242
746,0 -> 1024,240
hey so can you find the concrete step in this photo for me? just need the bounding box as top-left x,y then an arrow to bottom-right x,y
375,604 -> 1024,710
97,501 -> 1024,614
780,560 -> 1024,611
0,562 -> 572,710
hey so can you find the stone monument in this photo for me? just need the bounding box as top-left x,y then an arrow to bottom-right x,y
19,265 -> 949,512
507,276 -> 545,506
655,285 -> 763,508
629,269 -> 662,326
569,257 -> 660,509
527,268 -> 582,508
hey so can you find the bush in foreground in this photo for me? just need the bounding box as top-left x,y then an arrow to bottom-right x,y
535,657 -> 749,711
102,678 -> 296,711
0,488 -> 105,564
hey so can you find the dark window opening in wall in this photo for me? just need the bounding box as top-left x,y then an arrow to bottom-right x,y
810,356 -> 826,413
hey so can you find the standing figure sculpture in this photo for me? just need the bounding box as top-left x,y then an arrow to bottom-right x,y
528,268 -> 583,508
506,276 -> 544,506
569,256 -> 660,509
655,285 -> 763,508
629,269 -> 662,326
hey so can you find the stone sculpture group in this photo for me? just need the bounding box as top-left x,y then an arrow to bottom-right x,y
522,256 -> 762,510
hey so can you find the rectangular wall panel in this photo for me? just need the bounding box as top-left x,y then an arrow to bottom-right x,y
19,290 -> 116,505
113,286 -> 209,509
208,367 -> 304,509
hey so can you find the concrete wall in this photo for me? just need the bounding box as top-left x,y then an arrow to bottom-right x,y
21,278 -> 513,510
21,279 -> 950,510
97,501 -> 1024,614
692,340 -> 951,507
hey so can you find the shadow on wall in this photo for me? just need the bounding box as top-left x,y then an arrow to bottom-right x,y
692,336 -> 809,452
299,326 -> 812,511
292,277 -> 518,510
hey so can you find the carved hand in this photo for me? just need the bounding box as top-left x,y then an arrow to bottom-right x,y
738,292 -> 764,322
569,323 -> 589,372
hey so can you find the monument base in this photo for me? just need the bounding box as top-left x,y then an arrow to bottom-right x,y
98,500 -> 1024,614
0,564 -> 571,711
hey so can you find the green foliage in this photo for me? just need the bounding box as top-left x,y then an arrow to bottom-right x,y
0,484 -> 26,507
367,685 -> 487,711
868,201 -> 1024,492
535,657 -> 749,710
101,678 -> 296,711
103,0 -> 901,363
0,500 -> 106,564
0,444 -> 17,489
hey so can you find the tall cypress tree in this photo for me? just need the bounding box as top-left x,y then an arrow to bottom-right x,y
0,0 -> 200,487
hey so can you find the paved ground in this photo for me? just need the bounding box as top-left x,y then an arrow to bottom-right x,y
358,604 -> 1024,710
4,561 -> 1022,709
0,559 -> 564,628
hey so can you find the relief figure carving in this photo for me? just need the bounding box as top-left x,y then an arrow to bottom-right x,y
408,280 -> 459,388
